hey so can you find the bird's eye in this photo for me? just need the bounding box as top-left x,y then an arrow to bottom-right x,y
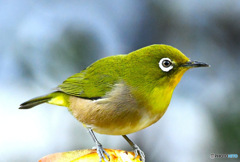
159,58 -> 173,72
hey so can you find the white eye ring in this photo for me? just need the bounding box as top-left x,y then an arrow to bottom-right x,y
159,58 -> 173,72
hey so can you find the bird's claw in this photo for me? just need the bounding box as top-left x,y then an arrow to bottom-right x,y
96,143 -> 110,162
133,144 -> 145,162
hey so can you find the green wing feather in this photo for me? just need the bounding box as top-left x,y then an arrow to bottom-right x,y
58,55 -> 126,99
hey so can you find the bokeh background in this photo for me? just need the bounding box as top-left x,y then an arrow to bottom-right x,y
1,0 -> 239,162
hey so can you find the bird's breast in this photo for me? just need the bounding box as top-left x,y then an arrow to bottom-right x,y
68,82 -> 167,135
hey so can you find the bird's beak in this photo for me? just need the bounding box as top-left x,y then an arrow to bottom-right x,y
181,60 -> 210,68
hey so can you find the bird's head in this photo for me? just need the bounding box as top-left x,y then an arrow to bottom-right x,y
127,44 -> 209,89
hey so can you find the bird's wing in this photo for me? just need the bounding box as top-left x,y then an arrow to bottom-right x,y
57,55 -> 124,99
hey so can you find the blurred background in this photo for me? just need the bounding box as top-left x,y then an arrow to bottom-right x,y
0,0 -> 239,162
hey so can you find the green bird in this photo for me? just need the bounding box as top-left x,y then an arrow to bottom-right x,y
19,44 -> 209,162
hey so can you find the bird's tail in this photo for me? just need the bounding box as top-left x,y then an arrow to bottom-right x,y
19,91 -> 69,109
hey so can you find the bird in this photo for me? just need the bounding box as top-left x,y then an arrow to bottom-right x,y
19,44 -> 209,162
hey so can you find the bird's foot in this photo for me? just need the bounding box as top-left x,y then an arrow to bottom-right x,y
133,144 -> 145,162
95,143 -> 110,162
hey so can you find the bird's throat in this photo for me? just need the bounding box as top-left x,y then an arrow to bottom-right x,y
148,69 -> 188,116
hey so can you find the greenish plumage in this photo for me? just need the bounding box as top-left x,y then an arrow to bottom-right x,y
58,44 -> 189,99
20,44 -> 209,131
20,92 -> 69,109
19,44 -> 209,162
58,55 -> 125,99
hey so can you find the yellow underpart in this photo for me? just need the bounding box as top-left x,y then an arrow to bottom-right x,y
149,68 -> 188,114
150,87 -> 173,112
48,95 -> 69,107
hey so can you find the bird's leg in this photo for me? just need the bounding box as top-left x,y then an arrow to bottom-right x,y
88,128 -> 110,162
122,135 -> 145,162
